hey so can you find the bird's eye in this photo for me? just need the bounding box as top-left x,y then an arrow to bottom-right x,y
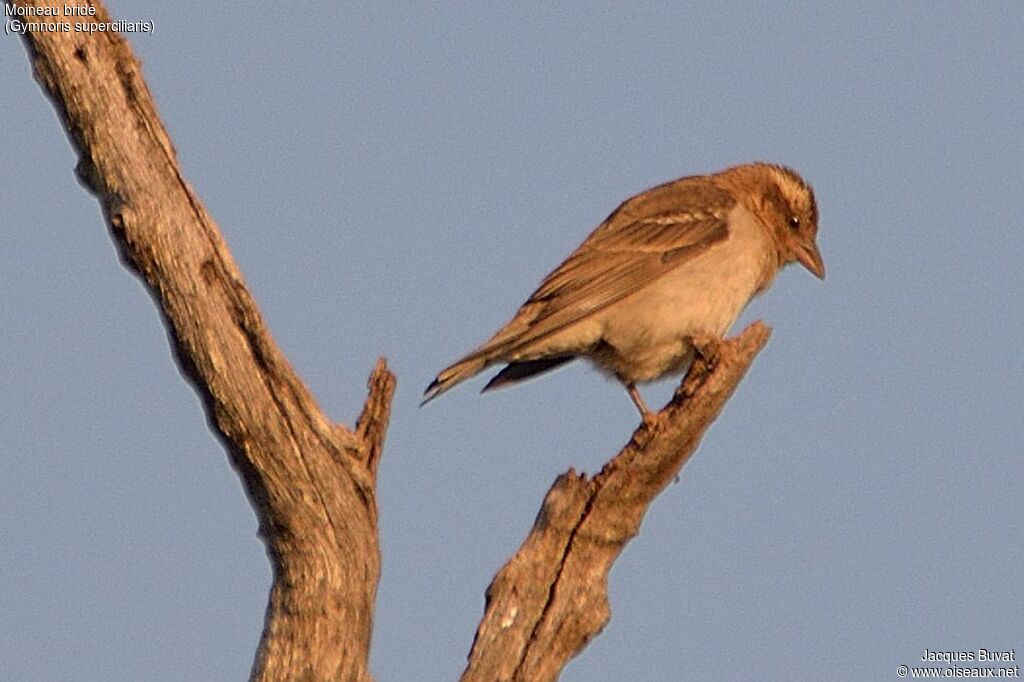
788,216 -> 801,230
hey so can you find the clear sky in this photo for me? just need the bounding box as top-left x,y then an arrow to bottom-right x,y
3,3 -> 1022,681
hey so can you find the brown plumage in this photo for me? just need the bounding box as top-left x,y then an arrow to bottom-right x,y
423,162 -> 824,418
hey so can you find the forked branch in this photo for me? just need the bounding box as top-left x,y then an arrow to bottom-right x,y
15,1 -> 771,679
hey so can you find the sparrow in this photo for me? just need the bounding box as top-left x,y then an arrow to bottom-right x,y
423,162 -> 825,419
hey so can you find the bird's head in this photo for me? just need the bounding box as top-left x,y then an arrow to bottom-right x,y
760,164 -> 825,280
718,163 -> 826,280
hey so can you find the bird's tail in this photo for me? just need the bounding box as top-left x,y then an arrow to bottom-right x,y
421,354 -> 489,406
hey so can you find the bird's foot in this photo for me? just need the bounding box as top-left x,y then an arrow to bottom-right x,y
640,410 -> 662,428
688,332 -> 723,365
675,333 -> 724,400
627,383 -> 661,426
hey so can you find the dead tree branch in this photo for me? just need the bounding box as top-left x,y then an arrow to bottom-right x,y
15,2 -> 772,679
463,322 -> 771,682
12,2 -> 393,680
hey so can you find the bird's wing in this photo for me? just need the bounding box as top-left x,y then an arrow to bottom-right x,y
482,177 -> 736,357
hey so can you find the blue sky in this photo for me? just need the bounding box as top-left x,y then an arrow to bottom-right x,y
2,3 -> 1022,680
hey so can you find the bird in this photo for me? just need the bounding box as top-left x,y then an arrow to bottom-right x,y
423,162 -> 825,419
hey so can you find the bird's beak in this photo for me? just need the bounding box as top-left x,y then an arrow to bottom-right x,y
796,240 -> 826,280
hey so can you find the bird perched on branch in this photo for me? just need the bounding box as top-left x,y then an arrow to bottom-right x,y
423,162 -> 825,419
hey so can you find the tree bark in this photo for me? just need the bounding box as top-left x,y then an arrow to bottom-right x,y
463,322 -> 771,682
12,2 -> 393,680
14,2 -> 772,680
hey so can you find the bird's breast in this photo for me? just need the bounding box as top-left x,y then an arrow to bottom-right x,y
593,206 -> 775,382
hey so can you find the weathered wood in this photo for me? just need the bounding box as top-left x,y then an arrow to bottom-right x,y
464,323 -> 771,682
13,2 -> 393,679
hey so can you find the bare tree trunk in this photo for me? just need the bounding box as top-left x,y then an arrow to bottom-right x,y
12,2 -> 392,680
13,2 -> 771,680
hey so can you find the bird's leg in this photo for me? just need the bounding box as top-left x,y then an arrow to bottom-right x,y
626,383 -> 656,423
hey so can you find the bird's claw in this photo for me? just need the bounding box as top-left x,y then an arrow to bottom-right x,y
640,410 -> 662,428
688,333 -> 722,364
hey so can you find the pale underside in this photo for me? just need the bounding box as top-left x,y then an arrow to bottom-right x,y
502,201 -> 777,383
